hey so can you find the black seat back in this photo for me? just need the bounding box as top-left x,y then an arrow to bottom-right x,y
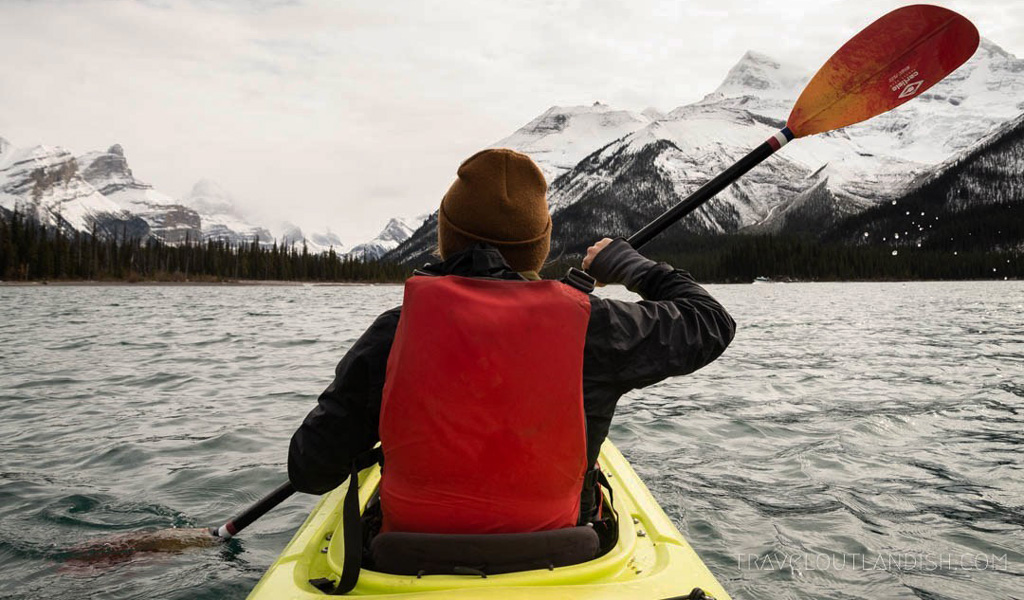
370,526 -> 600,576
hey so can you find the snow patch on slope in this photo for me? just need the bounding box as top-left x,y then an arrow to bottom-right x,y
492,103 -> 652,183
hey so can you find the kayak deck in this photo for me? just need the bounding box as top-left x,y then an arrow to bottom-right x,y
247,442 -> 731,599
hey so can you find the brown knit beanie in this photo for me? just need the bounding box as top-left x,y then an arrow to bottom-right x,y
438,148 -> 551,273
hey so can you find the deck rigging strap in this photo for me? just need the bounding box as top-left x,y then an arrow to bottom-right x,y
307,447 -> 381,595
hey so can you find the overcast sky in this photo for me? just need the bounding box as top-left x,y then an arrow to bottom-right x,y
1,0 -> 1020,245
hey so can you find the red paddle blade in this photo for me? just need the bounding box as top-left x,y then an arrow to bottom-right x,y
787,4 -> 979,138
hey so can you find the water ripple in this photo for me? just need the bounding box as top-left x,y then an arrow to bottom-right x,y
0,281 -> 1021,599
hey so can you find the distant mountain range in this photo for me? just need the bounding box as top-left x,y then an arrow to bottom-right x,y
4,39 -> 1020,266
387,39 -> 1024,265
0,138 -> 412,257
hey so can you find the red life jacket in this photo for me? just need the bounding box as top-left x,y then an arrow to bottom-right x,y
379,274 -> 591,535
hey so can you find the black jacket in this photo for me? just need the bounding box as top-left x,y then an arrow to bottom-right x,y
288,241 -> 736,495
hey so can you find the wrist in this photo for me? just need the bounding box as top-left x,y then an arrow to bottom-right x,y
586,238 -> 657,288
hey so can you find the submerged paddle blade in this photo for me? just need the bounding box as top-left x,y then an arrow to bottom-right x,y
65,528 -> 223,564
787,4 -> 979,138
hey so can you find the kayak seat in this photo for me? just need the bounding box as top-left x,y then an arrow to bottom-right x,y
369,527 -> 601,576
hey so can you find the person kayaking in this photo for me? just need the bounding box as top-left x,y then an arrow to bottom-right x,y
288,148 -> 735,536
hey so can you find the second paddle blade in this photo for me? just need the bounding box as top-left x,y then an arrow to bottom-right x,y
65,527 -> 223,565
787,4 -> 979,138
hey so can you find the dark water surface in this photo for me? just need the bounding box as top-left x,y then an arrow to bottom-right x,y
0,282 -> 1021,599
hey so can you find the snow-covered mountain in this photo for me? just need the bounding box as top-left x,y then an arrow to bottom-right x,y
0,138 -> 122,234
347,215 -> 428,260
0,136 -> 352,252
77,145 -> 201,243
712,50 -> 809,104
730,39 -> 1024,238
182,179 -> 274,246
825,111 -> 1024,253
307,230 -> 345,254
383,212 -> 439,266
909,111 -> 1024,212
548,40 -> 1023,245
816,38 -> 1024,167
277,221 -> 344,254
388,37 -> 1024,260
491,103 -> 653,184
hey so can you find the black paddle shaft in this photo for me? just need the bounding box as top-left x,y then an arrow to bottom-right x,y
211,481 -> 295,539
627,140 -> 778,250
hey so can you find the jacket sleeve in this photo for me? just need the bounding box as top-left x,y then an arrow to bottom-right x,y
287,308 -> 400,495
584,239 -> 736,390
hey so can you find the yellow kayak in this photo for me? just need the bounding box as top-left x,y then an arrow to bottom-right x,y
247,441 -> 731,599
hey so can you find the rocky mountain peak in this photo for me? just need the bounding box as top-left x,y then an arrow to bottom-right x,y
0,141 -> 121,233
493,104 -> 652,183
976,38 -> 1024,106
713,50 -> 808,100
978,38 -> 1019,62
522,107 -> 574,135
378,217 -> 417,243
347,214 -> 427,260
519,103 -> 639,136
78,144 -> 141,195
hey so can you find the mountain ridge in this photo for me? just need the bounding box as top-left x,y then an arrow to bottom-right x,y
0,140 -> 364,252
388,38 -> 1023,262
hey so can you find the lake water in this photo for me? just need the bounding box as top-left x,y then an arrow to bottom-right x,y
0,281 -> 1021,599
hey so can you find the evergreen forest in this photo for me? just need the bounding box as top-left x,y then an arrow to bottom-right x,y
1,210 -> 1019,283
0,211 -> 406,283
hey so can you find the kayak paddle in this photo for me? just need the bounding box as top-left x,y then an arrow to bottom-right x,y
65,483 -> 296,559
207,481 -> 296,540
627,4 -> 979,250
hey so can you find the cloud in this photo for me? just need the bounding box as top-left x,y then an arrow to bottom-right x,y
0,0 -> 1018,245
